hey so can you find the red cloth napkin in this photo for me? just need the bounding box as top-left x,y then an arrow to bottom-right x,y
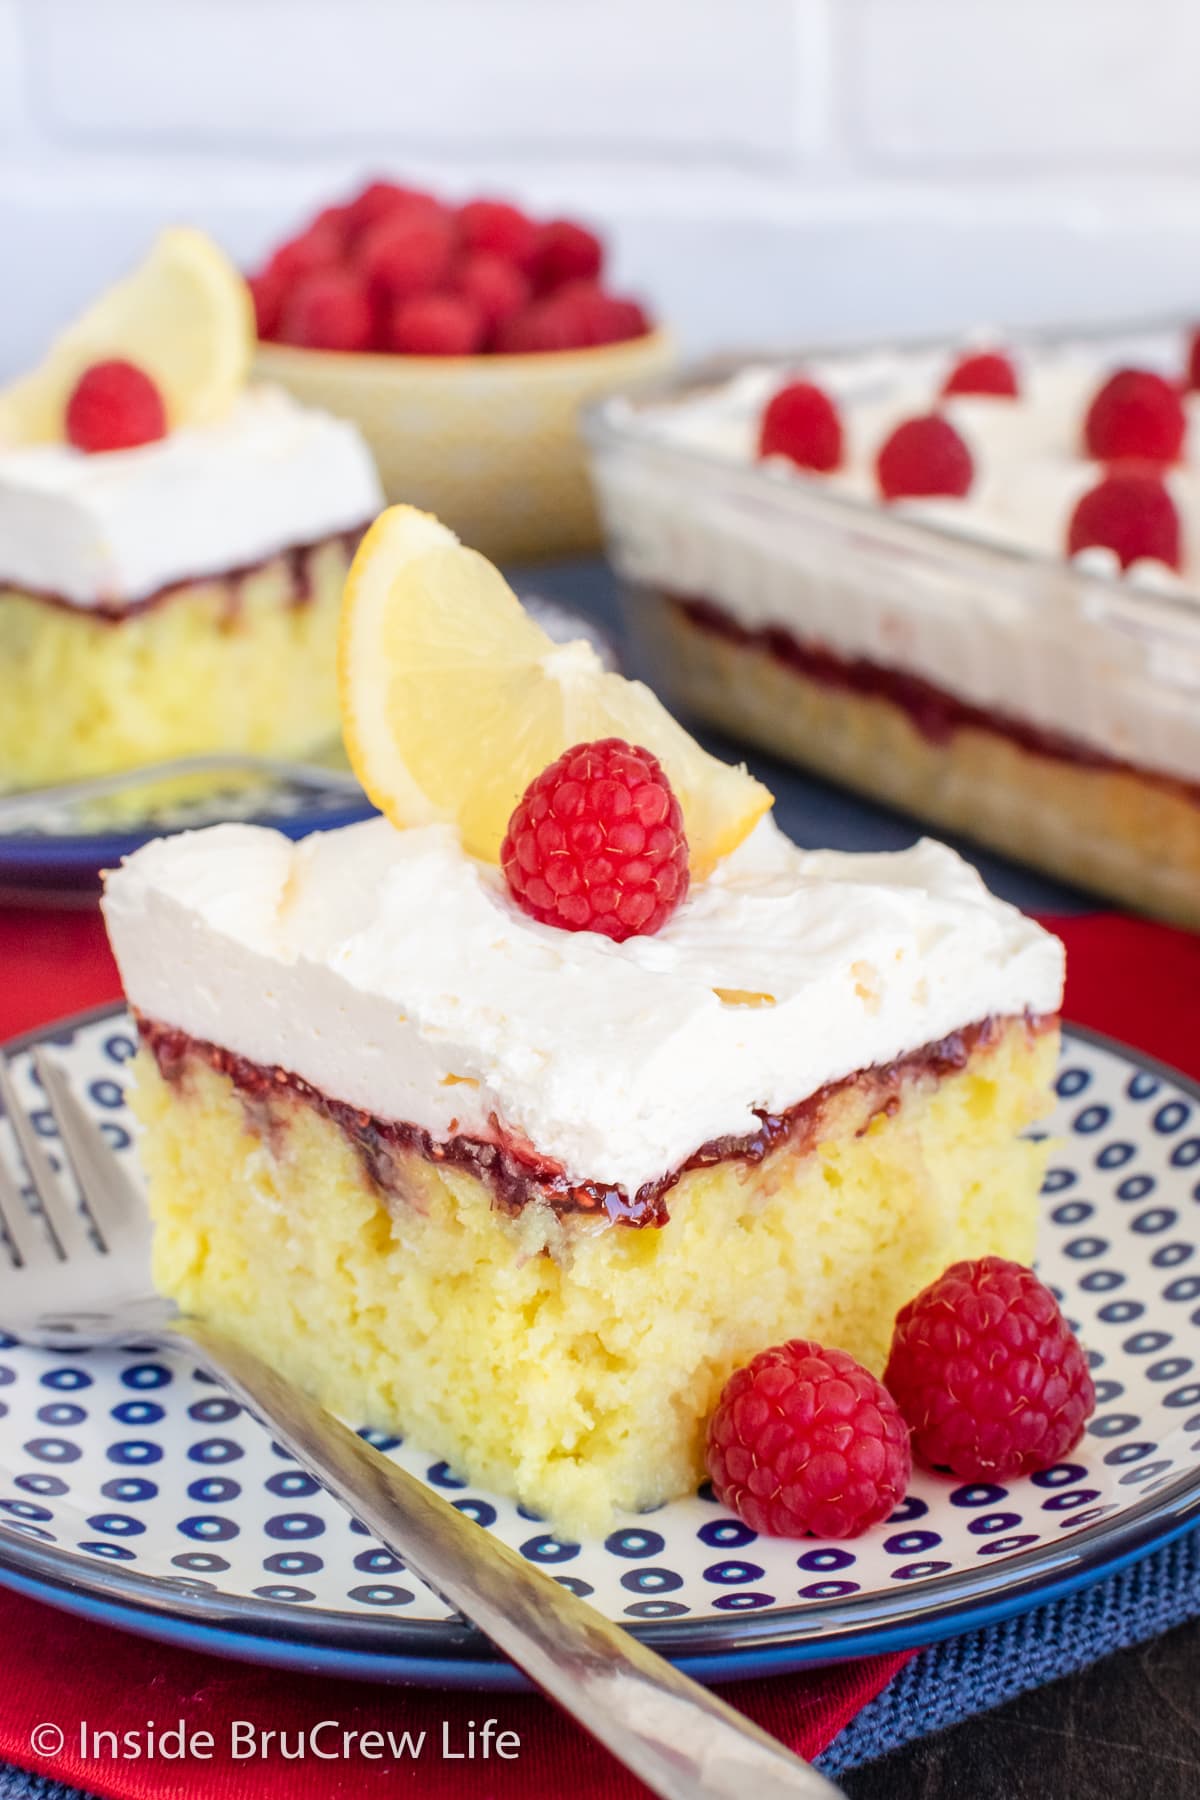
0,903 -> 1196,1797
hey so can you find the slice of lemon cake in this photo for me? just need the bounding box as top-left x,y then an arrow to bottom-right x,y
0,230 -> 382,791
102,507 -> 1065,1537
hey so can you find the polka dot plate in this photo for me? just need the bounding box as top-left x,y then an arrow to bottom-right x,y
1,1004 -> 1200,1689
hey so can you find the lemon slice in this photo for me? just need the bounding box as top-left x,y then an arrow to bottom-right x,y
339,505 -> 773,876
0,228 -> 254,444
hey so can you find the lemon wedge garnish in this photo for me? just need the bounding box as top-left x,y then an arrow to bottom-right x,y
339,505 -> 772,876
0,227 -> 254,444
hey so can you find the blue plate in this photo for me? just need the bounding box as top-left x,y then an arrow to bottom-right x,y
0,780 -> 376,903
1,1006 -> 1199,1688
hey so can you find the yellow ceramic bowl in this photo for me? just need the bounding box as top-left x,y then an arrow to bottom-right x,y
254,330 -> 675,564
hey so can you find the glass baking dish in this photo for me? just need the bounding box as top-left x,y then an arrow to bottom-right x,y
583,331 -> 1200,928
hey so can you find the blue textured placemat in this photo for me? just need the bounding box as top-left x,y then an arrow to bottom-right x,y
1,1527 -> 1197,1798
820,1524 -> 1200,1778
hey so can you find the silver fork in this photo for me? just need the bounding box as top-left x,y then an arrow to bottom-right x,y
0,1048 -> 842,1800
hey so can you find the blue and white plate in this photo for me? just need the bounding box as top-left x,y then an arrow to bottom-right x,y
0,1005 -> 1198,1689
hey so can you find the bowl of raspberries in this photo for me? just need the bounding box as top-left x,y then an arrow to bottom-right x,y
249,179 -> 673,562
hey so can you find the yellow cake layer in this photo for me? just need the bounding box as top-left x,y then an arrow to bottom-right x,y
0,535 -> 353,790
132,1018 -> 1057,1538
646,598 -> 1200,931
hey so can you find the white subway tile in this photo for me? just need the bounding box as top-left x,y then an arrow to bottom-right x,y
850,0 -> 1200,161
0,1 -> 27,141
37,0 -> 816,162
4,166 -> 1200,378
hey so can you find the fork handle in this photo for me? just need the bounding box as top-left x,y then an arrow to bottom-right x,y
170,1318 -> 843,1800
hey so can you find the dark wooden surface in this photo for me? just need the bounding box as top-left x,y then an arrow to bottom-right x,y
533,555 -> 1197,1799
841,1619 -> 1200,1799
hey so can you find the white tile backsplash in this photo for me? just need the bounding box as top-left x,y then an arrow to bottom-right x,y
1,0 -> 1198,374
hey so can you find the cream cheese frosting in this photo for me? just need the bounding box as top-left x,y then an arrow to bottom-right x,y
102,813 -> 1064,1197
0,385 -> 382,607
593,330 -> 1200,784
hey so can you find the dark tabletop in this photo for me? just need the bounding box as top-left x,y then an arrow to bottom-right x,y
518,555 -> 1199,1800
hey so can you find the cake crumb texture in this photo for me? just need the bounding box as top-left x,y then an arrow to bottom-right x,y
132,1019 -> 1057,1538
0,534 -> 351,790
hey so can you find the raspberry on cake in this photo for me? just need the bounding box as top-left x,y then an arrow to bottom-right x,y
941,349 -> 1020,399
876,414 -> 974,501
1067,471 -> 1182,571
0,230 -> 383,792
501,737 -> 689,939
65,360 -> 167,452
758,381 -> 843,472
1082,367 -> 1186,464
102,505 -> 1065,1539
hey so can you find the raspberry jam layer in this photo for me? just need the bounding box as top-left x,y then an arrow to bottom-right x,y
0,522 -> 367,624
140,1010 -> 1053,1231
671,590 -> 1200,809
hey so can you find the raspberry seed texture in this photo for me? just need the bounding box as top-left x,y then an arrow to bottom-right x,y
706,1340 -> 912,1539
884,1256 -> 1096,1481
501,738 -> 689,942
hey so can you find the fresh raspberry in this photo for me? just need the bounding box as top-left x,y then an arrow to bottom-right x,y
1083,368 -> 1186,464
531,218 -> 604,292
448,253 -> 530,340
501,738 -> 689,941
585,291 -> 651,344
265,222 -> 343,288
306,203 -> 353,251
885,1257 -> 1096,1481
494,296 -> 580,354
457,198 -> 538,270
247,265 -> 286,340
495,284 -> 648,353
357,211 -> 456,305
277,268 -> 374,352
876,414 -> 974,501
1066,470 -> 1182,570
345,181 -> 443,240
706,1341 -> 911,1540
758,380 -> 843,472
542,281 -> 626,347
941,349 -> 1020,399
386,292 -> 485,356
65,360 -> 167,453
1187,328 -> 1200,392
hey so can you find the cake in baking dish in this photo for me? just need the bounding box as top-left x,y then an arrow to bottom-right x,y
0,229 -> 381,792
102,506 -> 1064,1536
589,328 -> 1200,927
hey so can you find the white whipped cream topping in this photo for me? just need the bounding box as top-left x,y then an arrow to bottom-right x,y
102,813 -> 1063,1199
593,330 -> 1200,783
0,385 -> 382,607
